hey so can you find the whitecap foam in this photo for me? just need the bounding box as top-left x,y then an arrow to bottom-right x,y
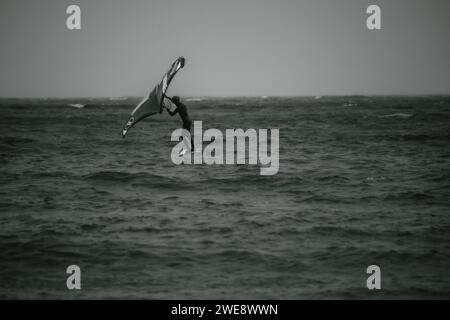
380,113 -> 412,118
68,104 -> 86,109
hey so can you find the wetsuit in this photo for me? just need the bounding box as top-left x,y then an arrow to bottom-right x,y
166,100 -> 194,149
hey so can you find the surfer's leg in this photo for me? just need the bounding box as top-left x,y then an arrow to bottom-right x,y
188,122 -> 194,151
182,121 -> 193,151
181,131 -> 191,151
178,129 -> 191,155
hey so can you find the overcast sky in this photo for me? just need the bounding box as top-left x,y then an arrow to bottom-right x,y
1,0 -> 449,97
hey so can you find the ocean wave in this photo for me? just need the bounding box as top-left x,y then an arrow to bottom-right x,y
369,133 -> 448,141
68,104 -> 86,109
383,191 -> 435,201
84,171 -> 168,183
401,133 -> 449,141
84,171 -> 139,182
0,136 -> 35,145
185,98 -> 206,102
308,225 -> 376,237
379,113 -> 413,118
83,170 -> 186,190
196,249 -> 275,262
314,175 -> 350,183
207,173 -> 279,186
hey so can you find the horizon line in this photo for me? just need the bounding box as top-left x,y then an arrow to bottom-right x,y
1,93 -> 450,100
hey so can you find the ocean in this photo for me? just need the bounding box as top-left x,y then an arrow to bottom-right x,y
0,96 -> 449,299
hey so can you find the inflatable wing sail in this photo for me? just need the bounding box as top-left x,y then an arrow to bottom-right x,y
122,56 -> 185,138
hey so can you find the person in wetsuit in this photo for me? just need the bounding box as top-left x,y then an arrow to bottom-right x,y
164,96 -> 194,151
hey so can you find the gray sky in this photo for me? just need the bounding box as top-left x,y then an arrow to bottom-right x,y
1,0 -> 449,97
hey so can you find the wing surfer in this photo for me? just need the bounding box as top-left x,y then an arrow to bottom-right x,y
164,95 -> 194,153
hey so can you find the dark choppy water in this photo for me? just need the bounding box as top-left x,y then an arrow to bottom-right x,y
0,96 -> 449,299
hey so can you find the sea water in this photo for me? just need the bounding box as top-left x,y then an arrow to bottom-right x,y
0,96 -> 449,298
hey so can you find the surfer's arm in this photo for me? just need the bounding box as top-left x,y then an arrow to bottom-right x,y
163,94 -> 173,103
162,95 -> 177,116
166,106 -> 178,116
